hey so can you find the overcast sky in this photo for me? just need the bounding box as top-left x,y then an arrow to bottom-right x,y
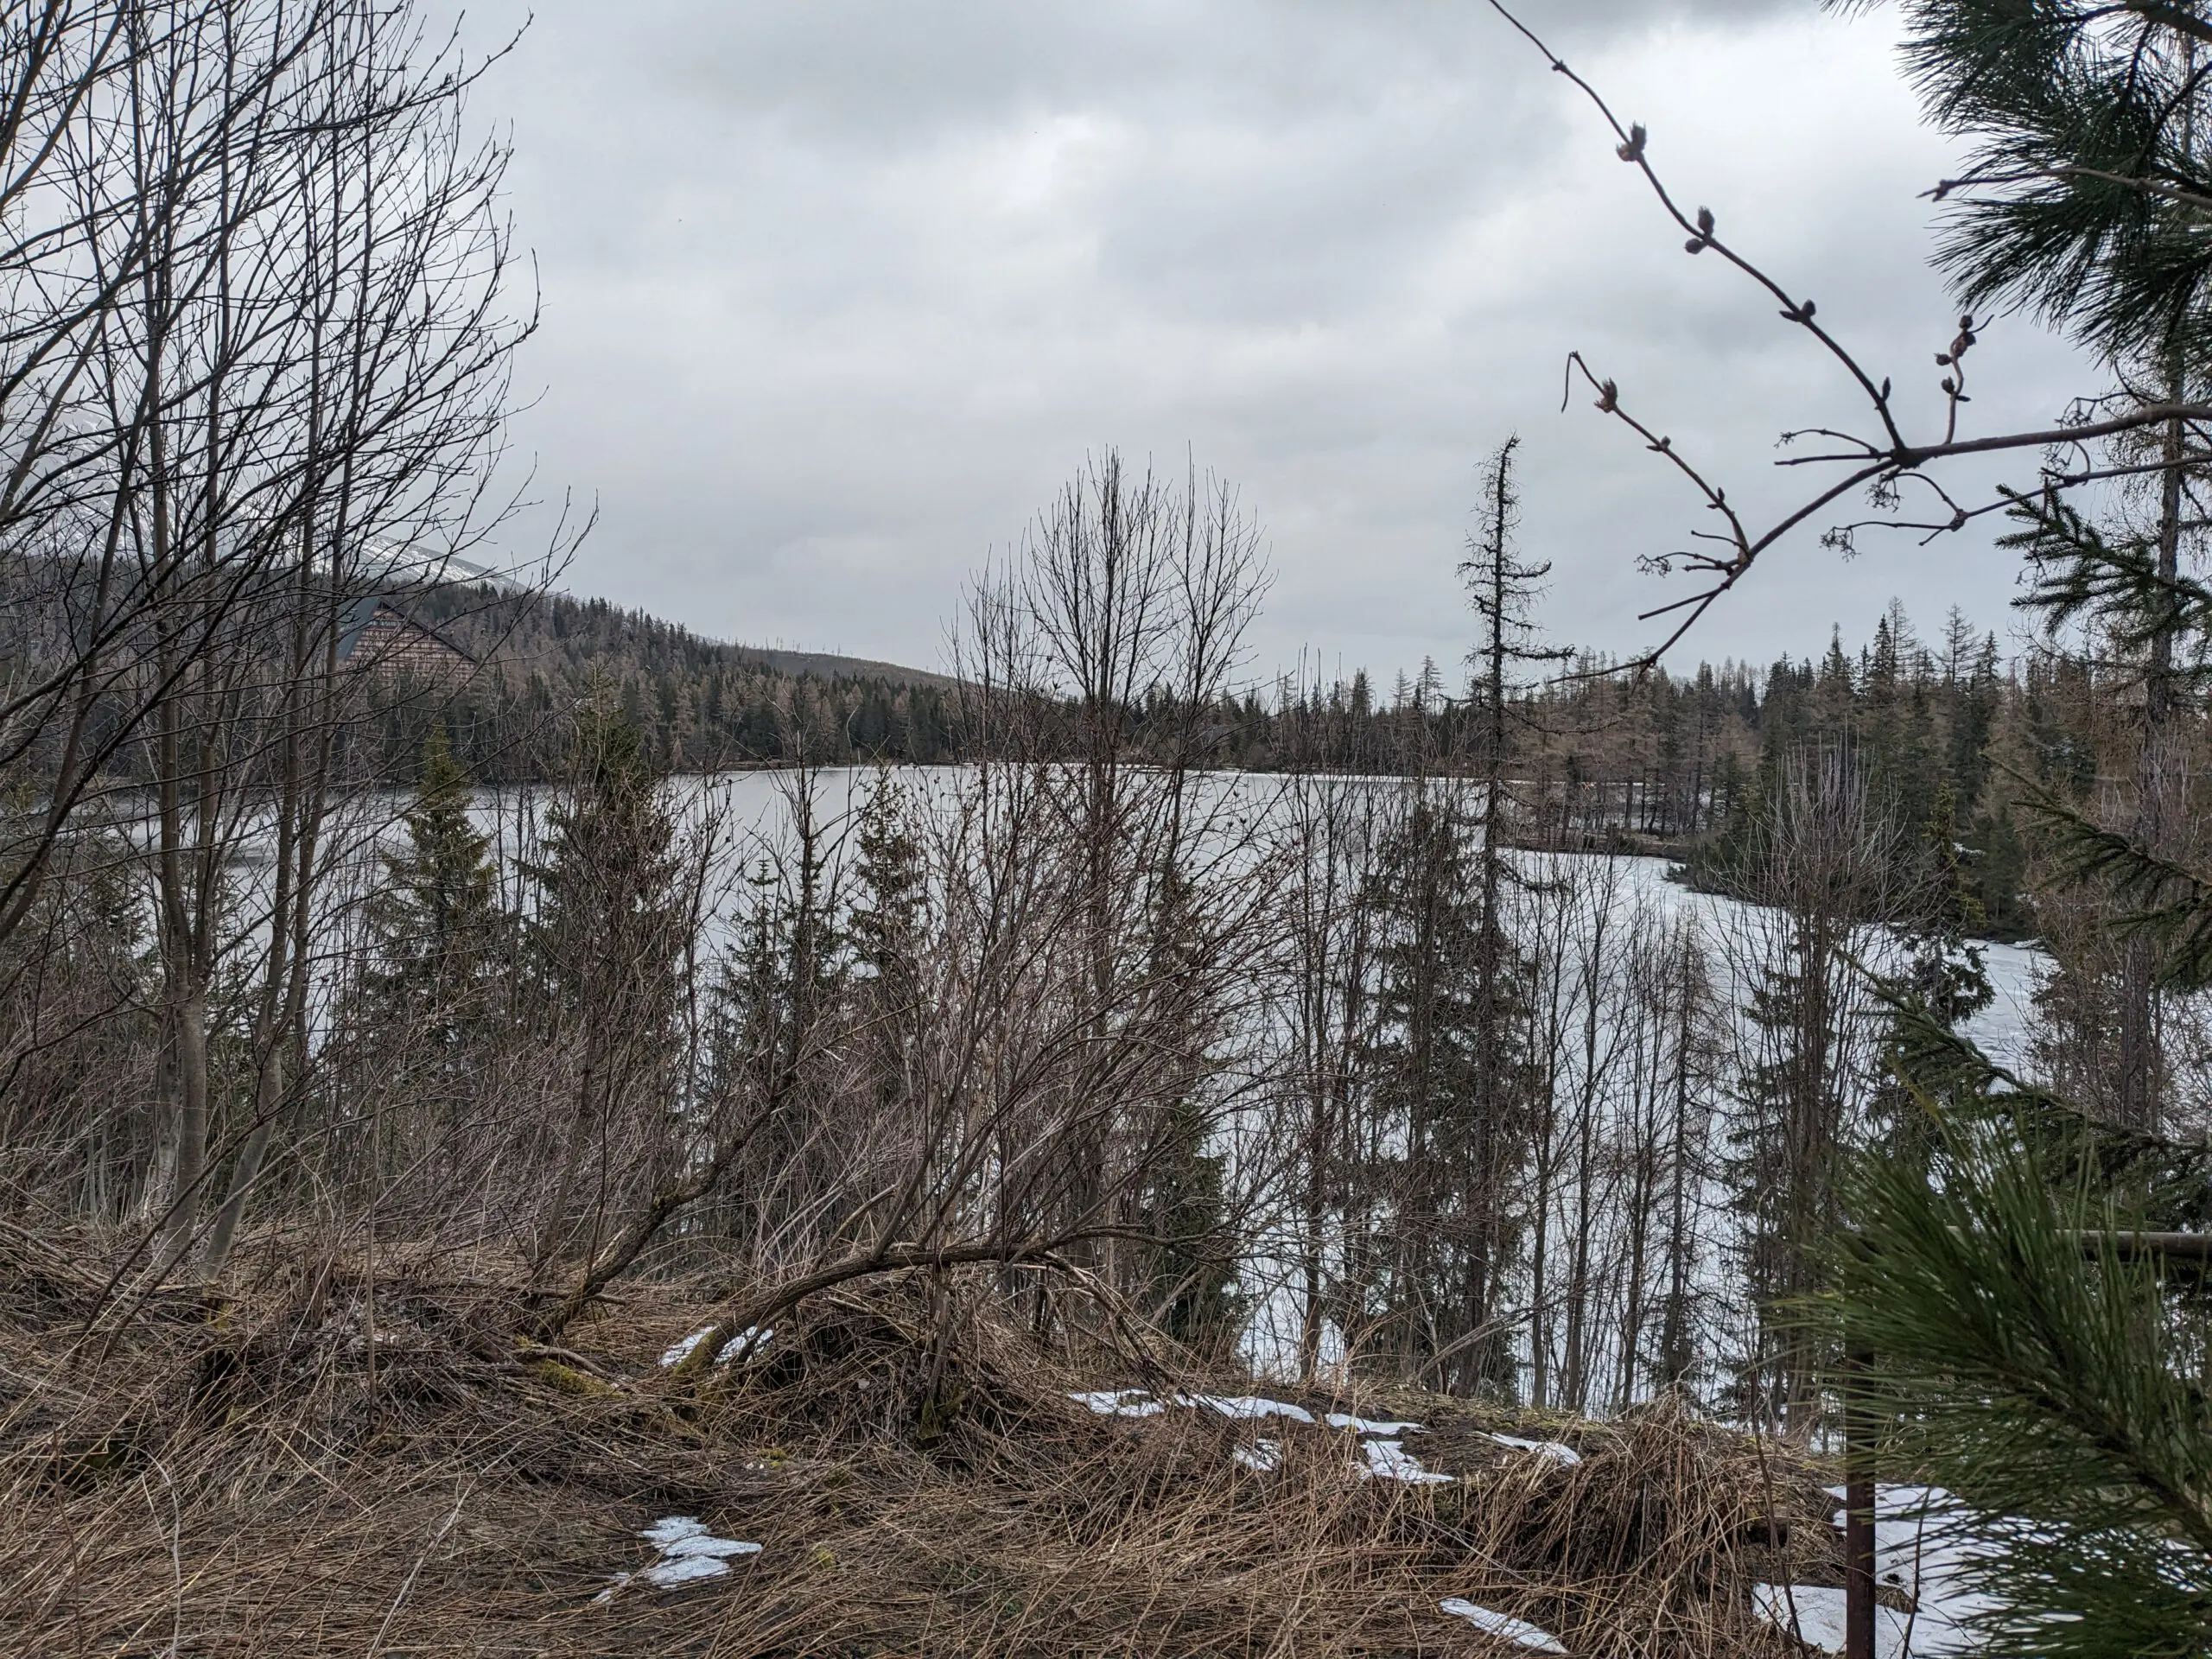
450,0 -> 2097,687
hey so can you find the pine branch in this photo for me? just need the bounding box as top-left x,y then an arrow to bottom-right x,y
2022,796 -> 2212,990
2003,485 -> 2212,656
1828,1119 -> 2212,1658
1878,994 -> 2212,1228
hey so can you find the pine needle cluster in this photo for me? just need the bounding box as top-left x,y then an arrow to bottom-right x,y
1832,1058 -> 2212,1656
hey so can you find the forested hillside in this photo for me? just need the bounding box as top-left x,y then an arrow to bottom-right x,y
376,584 -> 964,777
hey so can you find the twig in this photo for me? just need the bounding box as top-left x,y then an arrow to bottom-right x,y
1490,0 -> 2212,674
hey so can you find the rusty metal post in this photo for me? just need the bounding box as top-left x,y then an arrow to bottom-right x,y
1844,1345 -> 1876,1659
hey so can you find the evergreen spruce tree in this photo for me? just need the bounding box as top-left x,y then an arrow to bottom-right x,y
1132,853 -> 1244,1357
1139,1090 -> 1242,1354
842,773 -> 925,1129
358,726 -> 505,1106
1360,791 -> 1485,1380
1358,788 -> 1534,1396
707,775 -> 847,1248
1722,750 -> 1900,1429
525,706 -> 684,1023
1727,930 -> 1853,1427
847,774 -> 925,996
521,704 -> 691,1266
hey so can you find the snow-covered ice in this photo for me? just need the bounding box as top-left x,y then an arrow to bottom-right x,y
1360,1439 -> 1455,1484
1437,1599 -> 1567,1653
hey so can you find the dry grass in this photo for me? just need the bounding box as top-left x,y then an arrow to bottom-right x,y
0,1233 -> 1841,1656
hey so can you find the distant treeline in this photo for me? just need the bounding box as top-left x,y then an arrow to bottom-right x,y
1216,601 -> 2130,944
368,588 -> 2155,945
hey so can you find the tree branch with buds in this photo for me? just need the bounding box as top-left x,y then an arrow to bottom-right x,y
1490,1 -> 2212,675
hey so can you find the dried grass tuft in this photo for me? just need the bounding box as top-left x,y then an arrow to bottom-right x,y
0,1236 -> 1834,1656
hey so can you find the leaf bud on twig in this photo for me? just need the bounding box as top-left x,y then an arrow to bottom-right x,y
1616,124 -> 1646,162
1596,379 -> 1618,411
1696,206 -> 1714,235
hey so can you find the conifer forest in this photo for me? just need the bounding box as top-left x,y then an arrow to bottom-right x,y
8,3 -> 2212,1657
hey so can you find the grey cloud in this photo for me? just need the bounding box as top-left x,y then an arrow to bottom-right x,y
448,0 -> 2091,683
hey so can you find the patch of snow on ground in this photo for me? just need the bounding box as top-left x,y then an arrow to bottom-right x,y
1361,1439 -> 1454,1484
1233,1438 -> 1281,1472
1799,1484 -> 2010,1654
1069,1389 -> 1166,1418
719,1325 -> 772,1363
1325,1413 -> 1424,1436
1752,1583 -> 1980,1657
595,1516 -> 761,1601
658,1326 -> 773,1369
1490,1432 -> 1582,1468
659,1328 -> 713,1368
1437,1599 -> 1567,1653
1178,1394 -> 1316,1424
1824,1485 -> 2002,1594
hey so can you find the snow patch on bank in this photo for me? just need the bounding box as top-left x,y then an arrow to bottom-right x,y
1177,1393 -> 1316,1424
1438,1598 -> 1567,1652
1325,1412 -> 1424,1436
1233,1438 -> 1282,1472
1069,1389 -> 1167,1418
594,1516 -> 761,1601
1489,1431 -> 1582,1467
1758,1485 -> 2011,1655
658,1325 -> 773,1369
1361,1438 -> 1454,1484
1070,1389 -> 1316,1424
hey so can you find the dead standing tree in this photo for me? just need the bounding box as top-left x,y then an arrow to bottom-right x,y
1456,434 -> 1565,1392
